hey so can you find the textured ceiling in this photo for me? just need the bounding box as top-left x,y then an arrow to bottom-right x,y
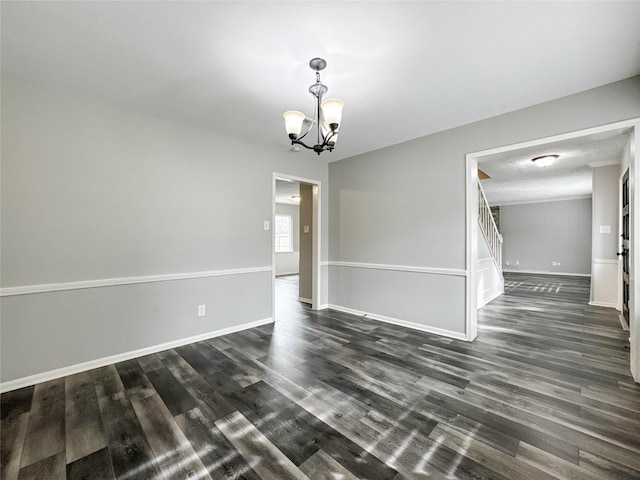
275,180 -> 300,206
480,131 -> 632,205
2,1 -> 639,163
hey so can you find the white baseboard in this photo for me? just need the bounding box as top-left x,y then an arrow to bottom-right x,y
478,289 -> 504,309
0,317 -> 274,393
503,269 -> 591,277
619,313 -> 630,331
589,301 -> 619,309
298,297 -> 312,305
327,304 -> 468,341
317,304 -> 329,310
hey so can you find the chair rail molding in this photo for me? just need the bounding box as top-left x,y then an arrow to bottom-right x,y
328,261 -> 466,277
0,266 -> 273,297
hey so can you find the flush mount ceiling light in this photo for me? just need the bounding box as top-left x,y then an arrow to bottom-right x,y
283,58 -> 344,155
531,154 -> 559,167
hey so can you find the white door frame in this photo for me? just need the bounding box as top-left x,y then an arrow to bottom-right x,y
272,173 -> 322,319
465,118 -> 640,381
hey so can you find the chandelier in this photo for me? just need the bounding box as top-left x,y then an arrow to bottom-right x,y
283,58 -> 344,155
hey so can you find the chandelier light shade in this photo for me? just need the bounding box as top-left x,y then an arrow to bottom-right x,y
320,98 -> 344,127
283,58 -> 344,155
283,111 -> 305,136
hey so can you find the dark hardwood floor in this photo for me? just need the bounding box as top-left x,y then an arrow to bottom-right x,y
2,272 -> 639,479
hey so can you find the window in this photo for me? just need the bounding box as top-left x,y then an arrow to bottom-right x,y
275,214 -> 293,253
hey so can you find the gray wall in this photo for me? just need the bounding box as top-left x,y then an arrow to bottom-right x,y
501,198 -> 592,275
329,76 -> 640,335
592,164 -> 621,260
1,76 -> 329,383
3,74 -> 640,382
275,203 -> 300,276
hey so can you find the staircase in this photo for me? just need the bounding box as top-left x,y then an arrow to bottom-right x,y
477,179 -> 504,307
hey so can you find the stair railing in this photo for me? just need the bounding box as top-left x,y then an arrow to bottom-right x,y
478,179 -> 503,271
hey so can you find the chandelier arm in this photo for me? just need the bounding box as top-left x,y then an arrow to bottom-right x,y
292,138 -> 334,155
319,128 -> 336,148
290,139 -> 316,151
296,126 -> 312,142
297,107 -> 318,142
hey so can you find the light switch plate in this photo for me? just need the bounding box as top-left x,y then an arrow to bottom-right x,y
264,221 -> 270,231
303,225 -> 310,233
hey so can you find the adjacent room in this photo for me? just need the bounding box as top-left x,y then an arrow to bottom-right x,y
2,2 -> 640,479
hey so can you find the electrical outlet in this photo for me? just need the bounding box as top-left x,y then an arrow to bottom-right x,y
556,262 -> 561,266
552,261 -> 556,266
515,260 -> 520,266
198,305 -> 206,317
505,261 -> 510,266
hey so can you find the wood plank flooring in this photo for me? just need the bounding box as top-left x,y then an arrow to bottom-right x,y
2,272 -> 639,479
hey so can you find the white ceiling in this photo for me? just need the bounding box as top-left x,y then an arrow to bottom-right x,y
2,1 -> 639,164
275,179 -> 300,205
479,130 -> 632,205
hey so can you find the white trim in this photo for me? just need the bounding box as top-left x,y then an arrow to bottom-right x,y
503,269 -> 591,277
312,182 -> 321,311
619,313 -> 630,331
468,118 -> 638,159
317,304 -> 330,310
320,261 -> 329,267
589,301 -> 619,309
496,195 -> 592,207
466,154 -> 479,341
327,304 -> 468,341
328,261 -> 467,277
593,258 -> 621,265
0,317 -> 274,393
298,297 -> 312,305
589,159 -> 622,168
0,266 -> 273,297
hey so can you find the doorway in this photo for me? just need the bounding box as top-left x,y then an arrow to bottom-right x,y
466,118 -> 640,381
272,173 -> 321,322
